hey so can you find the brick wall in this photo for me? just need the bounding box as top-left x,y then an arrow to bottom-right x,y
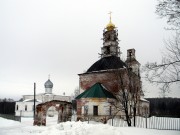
79,69 -> 129,94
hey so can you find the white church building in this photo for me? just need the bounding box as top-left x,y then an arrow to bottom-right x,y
15,78 -> 71,117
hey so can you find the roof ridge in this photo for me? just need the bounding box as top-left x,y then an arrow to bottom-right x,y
75,83 -> 116,99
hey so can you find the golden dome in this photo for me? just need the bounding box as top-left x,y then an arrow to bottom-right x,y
106,11 -> 115,31
106,21 -> 115,31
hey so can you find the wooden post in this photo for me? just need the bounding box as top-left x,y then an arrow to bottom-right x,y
146,114 -> 147,128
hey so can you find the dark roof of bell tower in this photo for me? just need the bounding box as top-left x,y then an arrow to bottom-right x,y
86,56 -> 127,73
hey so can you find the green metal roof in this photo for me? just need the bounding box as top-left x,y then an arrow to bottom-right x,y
75,83 -> 116,99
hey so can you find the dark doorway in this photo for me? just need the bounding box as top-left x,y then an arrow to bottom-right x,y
93,106 -> 98,116
106,47 -> 110,54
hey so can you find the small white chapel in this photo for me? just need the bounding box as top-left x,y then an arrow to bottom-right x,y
15,77 -> 71,117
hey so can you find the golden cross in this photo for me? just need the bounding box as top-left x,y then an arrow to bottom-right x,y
108,11 -> 112,22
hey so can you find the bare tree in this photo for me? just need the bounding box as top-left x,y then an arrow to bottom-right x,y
156,0 -> 180,31
110,69 -> 141,127
111,69 -> 131,126
74,86 -> 80,98
129,71 -> 141,127
144,33 -> 180,95
143,0 -> 180,95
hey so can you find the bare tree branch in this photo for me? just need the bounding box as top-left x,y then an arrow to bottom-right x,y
156,0 -> 180,31
143,33 -> 180,95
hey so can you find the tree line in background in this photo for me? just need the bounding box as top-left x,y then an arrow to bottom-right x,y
0,98 -> 15,114
146,98 -> 180,118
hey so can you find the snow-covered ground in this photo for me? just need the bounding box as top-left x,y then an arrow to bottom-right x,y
0,117 -> 179,135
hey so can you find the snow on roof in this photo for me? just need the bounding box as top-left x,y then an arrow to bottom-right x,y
23,99 -> 42,102
44,93 -> 54,95
140,98 -> 149,102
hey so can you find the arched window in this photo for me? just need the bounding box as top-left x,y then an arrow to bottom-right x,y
84,105 -> 88,115
16,105 -> 18,110
25,105 -> 27,111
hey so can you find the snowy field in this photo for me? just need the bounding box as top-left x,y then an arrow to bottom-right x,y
0,117 -> 180,135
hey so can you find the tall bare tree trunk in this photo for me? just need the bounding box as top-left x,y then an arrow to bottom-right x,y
133,106 -> 136,127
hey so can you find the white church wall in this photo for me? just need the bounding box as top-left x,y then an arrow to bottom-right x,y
45,88 -> 52,93
15,101 -> 40,117
54,95 -> 71,102
81,98 -> 112,116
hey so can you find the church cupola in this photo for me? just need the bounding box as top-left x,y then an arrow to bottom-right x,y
44,76 -> 53,94
101,12 -> 120,58
106,12 -> 115,31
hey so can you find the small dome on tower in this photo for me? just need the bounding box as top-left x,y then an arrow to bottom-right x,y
44,79 -> 53,88
106,11 -> 115,31
106,22 -> 115,31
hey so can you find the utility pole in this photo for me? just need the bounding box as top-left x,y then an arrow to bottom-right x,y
34,83 -> 36,120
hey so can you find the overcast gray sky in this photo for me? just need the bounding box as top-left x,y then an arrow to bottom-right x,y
0,0 -> 179,100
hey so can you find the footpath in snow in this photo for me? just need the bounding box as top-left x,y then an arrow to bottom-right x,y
0,117 -> 179,135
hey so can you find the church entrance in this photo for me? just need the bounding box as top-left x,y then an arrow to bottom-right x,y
93,106 -> 98,116
33,100 -> 72,126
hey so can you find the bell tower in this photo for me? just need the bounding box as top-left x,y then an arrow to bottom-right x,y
125,49 -> 140,76
101,12 -> 120,58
